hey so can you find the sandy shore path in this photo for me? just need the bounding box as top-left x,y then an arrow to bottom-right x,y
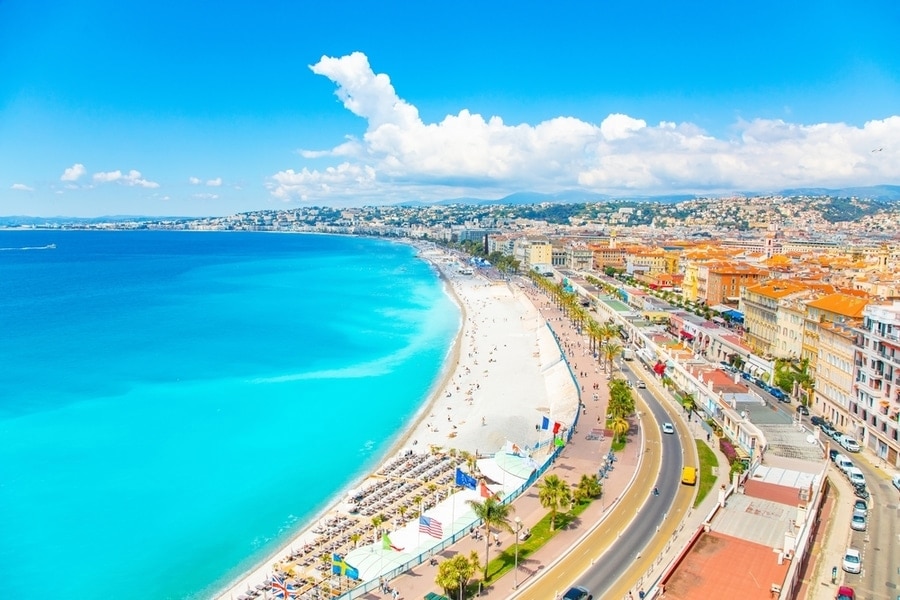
215,246 -> 578,599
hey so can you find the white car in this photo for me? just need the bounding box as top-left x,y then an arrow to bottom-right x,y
842,548 -> 861,574
846,467 -> 866,488
840,436 -> 861,453
892,474 -> 900,491
662,422 -> 675,434
850,513 -> 867,531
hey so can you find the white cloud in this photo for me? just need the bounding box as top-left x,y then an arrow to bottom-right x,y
192,192 -> 219,200
60,163 -> 86,182
93,169 -> 159,188
189,176 -> 202,185
206,177 -> 222,187
10,183 -> 33,191
268,52 -> 900,202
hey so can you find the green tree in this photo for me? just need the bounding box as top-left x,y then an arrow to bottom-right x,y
435,551 -> 480,600
602,341 -> 622,372
465,496 -> 515,579
607,378 -> 635,417
537,474 -> 572,530
573,473 -> 603,504
610,416 -> 630,443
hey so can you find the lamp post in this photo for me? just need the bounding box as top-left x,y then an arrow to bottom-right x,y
513,516 -> 522,589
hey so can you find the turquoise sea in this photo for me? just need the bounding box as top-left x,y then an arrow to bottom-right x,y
0,231 -> 459,599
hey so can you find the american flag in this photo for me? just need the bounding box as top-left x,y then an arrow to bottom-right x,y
419,515 -> 443,538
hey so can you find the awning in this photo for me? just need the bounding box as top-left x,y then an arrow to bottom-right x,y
680,330 -> 695,340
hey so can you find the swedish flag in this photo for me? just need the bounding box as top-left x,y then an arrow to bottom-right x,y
332,553 -> 360,579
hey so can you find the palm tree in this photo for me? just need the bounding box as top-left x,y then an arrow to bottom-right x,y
574,473 -> 603,504
610,416 -> 630,443
435,550 -> 480,599
586,319 -> 602,355
602,341 -> 622,373
465,496 -> 515,579
537,474 -> 572,530
350,532 -> 362,548
371,514 -> 385,544
607,379 -> 635,417
459,450 -> 478,475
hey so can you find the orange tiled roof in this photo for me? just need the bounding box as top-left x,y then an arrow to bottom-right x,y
744,279 -> 810,299
805,293 -> 870,318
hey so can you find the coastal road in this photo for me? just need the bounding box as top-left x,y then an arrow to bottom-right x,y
516,377 -> 694,600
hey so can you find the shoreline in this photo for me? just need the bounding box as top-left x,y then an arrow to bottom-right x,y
215,245 -> 577,599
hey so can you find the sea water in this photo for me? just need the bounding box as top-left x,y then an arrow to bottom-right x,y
0,230 -> 459,599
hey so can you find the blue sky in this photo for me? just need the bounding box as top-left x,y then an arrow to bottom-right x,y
2,0 -> 898,217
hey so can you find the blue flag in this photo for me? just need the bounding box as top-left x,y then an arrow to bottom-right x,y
455,468 -> 478,490
541,416 -> 550,430
332,554 -> 360,579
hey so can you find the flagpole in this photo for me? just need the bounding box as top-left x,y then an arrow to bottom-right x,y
417,498 -> 423,548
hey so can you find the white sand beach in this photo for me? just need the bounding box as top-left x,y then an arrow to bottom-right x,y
215,246 -> 579,599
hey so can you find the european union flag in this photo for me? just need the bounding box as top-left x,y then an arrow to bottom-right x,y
332,553 -> 360,579
455,468 -> 478,490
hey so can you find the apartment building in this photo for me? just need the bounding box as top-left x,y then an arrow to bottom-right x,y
802,293 -> 869,384
813,319 -> 858,432
740,281 -> 812,357
700,262 -> 769,306
853,301 -> 900,466
512,237 -> 552,268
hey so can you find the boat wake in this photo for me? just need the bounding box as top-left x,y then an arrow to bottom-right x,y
0,243 -> 57,251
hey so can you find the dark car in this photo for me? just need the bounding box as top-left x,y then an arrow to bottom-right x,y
796,405 -> 809,415
740,371 -> 752,381
562,586 -> 593,600
811,415 -> 826,427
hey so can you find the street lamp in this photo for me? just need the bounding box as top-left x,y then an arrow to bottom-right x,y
513,517 -> 522,589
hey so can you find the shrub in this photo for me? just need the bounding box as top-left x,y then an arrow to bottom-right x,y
719,438 -> 738,465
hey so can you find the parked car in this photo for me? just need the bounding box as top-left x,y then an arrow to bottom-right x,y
850,513 -> 867,531
842,548 -> 861,574
772,388 -> 790,402
811,415 -> 826,427
662,422 -> 675,434
796,405 -> 809,415
893,474 -> 900,491
846,467 -> 866,488
834,454 -> 853,474
829,448 -> 839,462
852,499 -> 868,518
740,371 -> 752,381
830,428 -> 845,441
840,436 -> 861,453
563,586 -> 593,600
836,586 -> 856,600
637,381 -> 646,389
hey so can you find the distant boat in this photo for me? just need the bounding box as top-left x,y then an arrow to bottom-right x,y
0,243 -> 56,251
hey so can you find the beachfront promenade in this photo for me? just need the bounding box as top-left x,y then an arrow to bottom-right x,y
219,249 -> 725,600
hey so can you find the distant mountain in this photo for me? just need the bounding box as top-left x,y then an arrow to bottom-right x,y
777,185 -> 900,201
0,215 -> 194,227
395,185 -> 900,207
